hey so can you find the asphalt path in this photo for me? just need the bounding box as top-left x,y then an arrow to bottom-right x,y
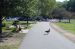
19,22 -> 75,49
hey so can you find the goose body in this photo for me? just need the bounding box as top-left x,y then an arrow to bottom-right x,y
45,28 -> 50,33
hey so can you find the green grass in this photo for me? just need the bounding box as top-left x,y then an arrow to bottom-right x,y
70,19 -> 75,24
60,19 -> 75,24
2,21 -> 35,32
55,22 -> 75,34
3,20 -> 36,24
2,21 -> 36,28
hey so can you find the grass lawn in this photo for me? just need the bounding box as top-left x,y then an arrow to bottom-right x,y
3,20 -> 36,25
55,22 -> 75,34
2,20 -> 35,32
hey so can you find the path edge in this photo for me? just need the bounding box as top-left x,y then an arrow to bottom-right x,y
50,22 -> 75,43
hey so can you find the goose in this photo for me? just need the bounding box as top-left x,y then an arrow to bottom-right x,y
45,28 -> 50,34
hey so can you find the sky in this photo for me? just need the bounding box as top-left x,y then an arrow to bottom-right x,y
56,0 -> 65,2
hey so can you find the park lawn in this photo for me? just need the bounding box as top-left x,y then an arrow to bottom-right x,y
70,19 -> 75,24
2,20 -> 35,32
3,20 -> 36,25
55,22 -> 75,34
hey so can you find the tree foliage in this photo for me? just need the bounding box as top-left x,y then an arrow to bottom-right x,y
0,0 -> 38,17
65,0 -> 75,12
0,0 -> 39,33
38,0 -> 56,17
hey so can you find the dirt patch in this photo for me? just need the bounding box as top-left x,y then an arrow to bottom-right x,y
0,33 -> 25,46
64,33 -> 75,41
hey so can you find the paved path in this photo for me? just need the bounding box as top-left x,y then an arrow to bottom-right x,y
19,22 -> 75,49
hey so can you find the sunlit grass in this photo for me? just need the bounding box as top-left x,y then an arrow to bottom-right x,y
55,22 -> 75,34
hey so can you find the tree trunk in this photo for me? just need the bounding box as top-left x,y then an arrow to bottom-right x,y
0,16 -> 3,37
27,17 -> 29,27
59,19 -> 61,22
69,18 -> 71,23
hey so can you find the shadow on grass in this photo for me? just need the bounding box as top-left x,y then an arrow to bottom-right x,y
0,32 -> 14,42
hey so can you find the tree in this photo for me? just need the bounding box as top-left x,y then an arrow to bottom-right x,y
23,0 -> 38,26
0,0 -> 28,34
66,0 -> 75,12
52,8 -> 66,22
52,1 -> 72,23
52,2 -> 65,21
38,0 -> 56,18
0,0 -> 38,34
62,0 -> 73,23
0,0 -> 17,34
15,0 -> 38,27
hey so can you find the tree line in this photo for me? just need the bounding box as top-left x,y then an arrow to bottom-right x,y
52,0 -> 75,22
